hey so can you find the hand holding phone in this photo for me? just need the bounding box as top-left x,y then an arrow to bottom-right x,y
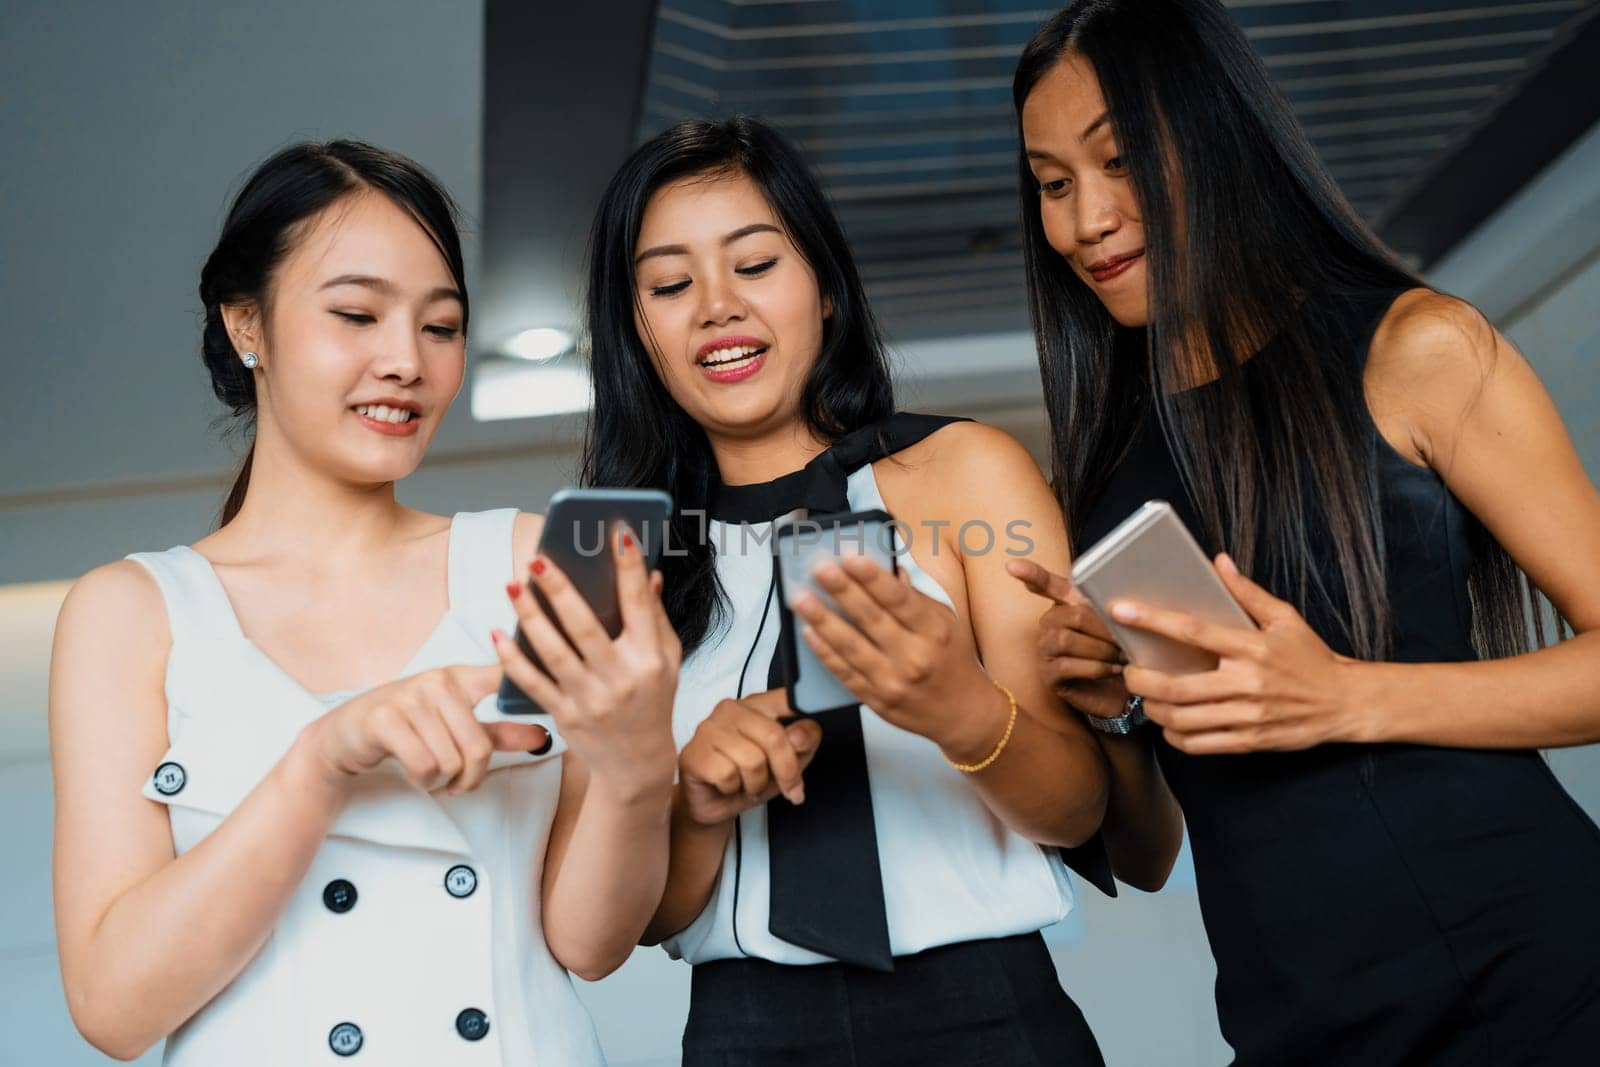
498,488 -> 673,714
773,509 -> 996,756
772,509 -> 901,714
1074,501 -> 1369,755
493,512 -> 681,792
1070,500 -> 1256,675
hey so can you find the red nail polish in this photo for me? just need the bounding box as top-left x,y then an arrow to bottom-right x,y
531,558 -> 546,577
504,580 -> 522,600
622,532 -> 634,549
489,628 -> 503,644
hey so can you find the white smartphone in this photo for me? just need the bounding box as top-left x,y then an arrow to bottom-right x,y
498,487 -> 673,714
773,509 -> 901,714
1070,499 -> 1255,674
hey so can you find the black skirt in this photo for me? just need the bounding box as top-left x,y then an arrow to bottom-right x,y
681,931 -> 1105,1066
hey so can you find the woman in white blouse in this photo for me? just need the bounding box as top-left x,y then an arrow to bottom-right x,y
581,116 -> 1113,1064
49,140 -> 680,1064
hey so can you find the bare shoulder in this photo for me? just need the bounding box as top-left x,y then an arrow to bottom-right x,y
56,559 -> 169,654
1367,288 -> 1506,400
883,419 -> 1045,493
1365,288 -> 1520,467
874,419 -> 1065,579
50,559 -> 170,740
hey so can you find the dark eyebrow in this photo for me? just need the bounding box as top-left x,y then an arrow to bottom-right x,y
321,274 -> 395,294
320,274 -> 461,305
635,222 -> 783,265
1025,112 -> 1110,161
722,222 -> 781,245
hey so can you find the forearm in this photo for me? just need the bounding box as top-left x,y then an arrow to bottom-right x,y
542,774 -> 674,981
1352,631 -> 1600,749
640,787 -> 733,945
68,732 -> 344,1059
1093,731 -> 1183,891
941,682 -> 1108,848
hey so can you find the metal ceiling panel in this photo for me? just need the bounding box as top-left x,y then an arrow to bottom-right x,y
637,0 -> 1598,340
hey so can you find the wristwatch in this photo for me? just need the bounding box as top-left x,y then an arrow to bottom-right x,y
1086,695 -> 1148,735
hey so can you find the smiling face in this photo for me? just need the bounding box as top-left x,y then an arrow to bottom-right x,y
228,190 -> 467,484
1022,54 -> 1149,327
630,169 -> 829,441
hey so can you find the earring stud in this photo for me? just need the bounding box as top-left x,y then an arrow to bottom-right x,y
241,351 -> 259,369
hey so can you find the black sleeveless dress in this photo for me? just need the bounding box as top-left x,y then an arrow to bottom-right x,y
1076,288 -> 1600,1065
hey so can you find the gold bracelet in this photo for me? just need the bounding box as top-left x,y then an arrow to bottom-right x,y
945,677 -> 1018,774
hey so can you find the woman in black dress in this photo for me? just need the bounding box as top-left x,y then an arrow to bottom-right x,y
1007,2 -> 1600,1063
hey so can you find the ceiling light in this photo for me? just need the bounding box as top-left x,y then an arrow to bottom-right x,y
503,326 -> 573,362
472,359 -> 591,421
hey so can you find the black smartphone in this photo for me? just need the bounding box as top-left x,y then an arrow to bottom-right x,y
772,508 -> 901,715
497,487 -> 673,714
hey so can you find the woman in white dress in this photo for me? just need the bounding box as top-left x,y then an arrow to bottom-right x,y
49,140 -> 680,1064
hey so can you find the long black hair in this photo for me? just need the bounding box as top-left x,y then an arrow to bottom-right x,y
1014,0 -> 1555,659
581,116 -> 895,654
199,140 -> 468,526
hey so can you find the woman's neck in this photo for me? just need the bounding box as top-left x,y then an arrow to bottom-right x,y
206,433 -> 419,563
707,418 -> 832,487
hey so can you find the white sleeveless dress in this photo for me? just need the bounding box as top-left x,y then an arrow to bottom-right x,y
127,509 -> 606,1065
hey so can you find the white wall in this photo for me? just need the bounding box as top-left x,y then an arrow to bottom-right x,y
0,0 -> 586,588
0,0 -> 484,496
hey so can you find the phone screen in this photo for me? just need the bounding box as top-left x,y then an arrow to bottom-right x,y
773,508 -> 901,714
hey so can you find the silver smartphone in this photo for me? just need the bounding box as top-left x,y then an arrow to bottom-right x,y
497,487 -> 674,714
1070,499 -> 1254,674
773,509 -> 901,714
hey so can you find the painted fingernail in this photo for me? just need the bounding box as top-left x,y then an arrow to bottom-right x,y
1111,602 -> 1137,621
490,628 -> 504,645
531,557 -> 547,577
505,580 -> 522,600
622,529 -> 634,549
